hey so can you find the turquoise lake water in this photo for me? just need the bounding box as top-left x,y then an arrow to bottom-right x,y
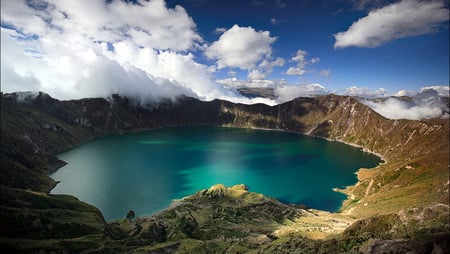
50,126 -> 381,221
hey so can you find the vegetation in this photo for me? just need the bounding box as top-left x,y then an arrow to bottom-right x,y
126,210 -> 136,222
0,92 -> 448,253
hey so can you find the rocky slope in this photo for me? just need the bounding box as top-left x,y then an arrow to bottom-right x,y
1,92 -> 448,253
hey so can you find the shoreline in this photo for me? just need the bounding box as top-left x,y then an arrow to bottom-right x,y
241,125 -> 386,162
48,124 -> 387,221
239,125 -> 388,215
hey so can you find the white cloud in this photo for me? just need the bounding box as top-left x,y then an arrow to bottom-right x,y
275,83 -> 328,103
334,0 -> 450,48
214,27 -> 227,34
342,86 -> 386,98
364,98 -> 433,120
342,85 -> 449,120
310,57 -> 320,64
0,62 -> 41,93
285,49 -> 308,75
285,49 -> 319,76
0,0 -> 49,36
218,77 -> 449,120
248,69 -> 266,80
393,86 -> 449,97
361,86 -> 449,120
292,49 -> 308,63
2,0 -> 447,116
1,28 -> 42,93
205,24 -> 277,70
393,89 -> 417,97
1,0 -> 247,102
230,96 -> 277,105
259,57 -> 285,72
420,86 -> 449,97
363,89 -> 448,120
285,67 -> 306,76
217,78 -> 286,89
247,57 -> 286,79
227,70 -> 237,77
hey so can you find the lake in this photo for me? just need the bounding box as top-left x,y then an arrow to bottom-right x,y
50,126 -> 381,221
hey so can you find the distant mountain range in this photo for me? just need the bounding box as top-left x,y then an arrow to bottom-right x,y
236,86 -> 450,120
1,92 -> 448,253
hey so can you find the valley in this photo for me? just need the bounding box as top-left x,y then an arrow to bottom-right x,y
1,92 -> 448,253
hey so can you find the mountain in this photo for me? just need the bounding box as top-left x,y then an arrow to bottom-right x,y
1,92 -> 448,253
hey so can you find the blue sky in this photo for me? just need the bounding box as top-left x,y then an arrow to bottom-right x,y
165,0 -> 449,93
1,0 -> 449,103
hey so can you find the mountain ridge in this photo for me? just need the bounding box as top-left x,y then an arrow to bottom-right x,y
1,91 -> 448,253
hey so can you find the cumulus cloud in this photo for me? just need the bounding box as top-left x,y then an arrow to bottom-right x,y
205,24 -> 277,70
275,84 -> 329,103
310,57 -> 320,64
1,0 -> 447,118
334,0 -> 450,48
249,57 -> 286,79
1,0 -> 247,102
247,69 -> 266,80
292,49 -> 308,62
259,57 -> 285,72
342,86 -> 387,98
363,89 -> 449,120
285,49 -> 319,76
1,0 -> 202,51
285,67 -> 306,76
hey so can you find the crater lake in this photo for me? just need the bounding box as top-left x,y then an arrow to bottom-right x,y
50,126 -> 381,221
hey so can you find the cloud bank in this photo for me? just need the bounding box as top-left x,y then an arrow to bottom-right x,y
363,88 -> 449,120
342,86 -> 387,98
274,84 -> 329,103
1,0 -> 242,102
219,78 -> 449,120
217,78 -> 285,89
334,0 -> 450,48
1,0 -> 448,121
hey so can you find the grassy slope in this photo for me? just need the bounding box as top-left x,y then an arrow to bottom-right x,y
0,186 -> 106,253
1,92 -> 448,253
221,95 -> 449,217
